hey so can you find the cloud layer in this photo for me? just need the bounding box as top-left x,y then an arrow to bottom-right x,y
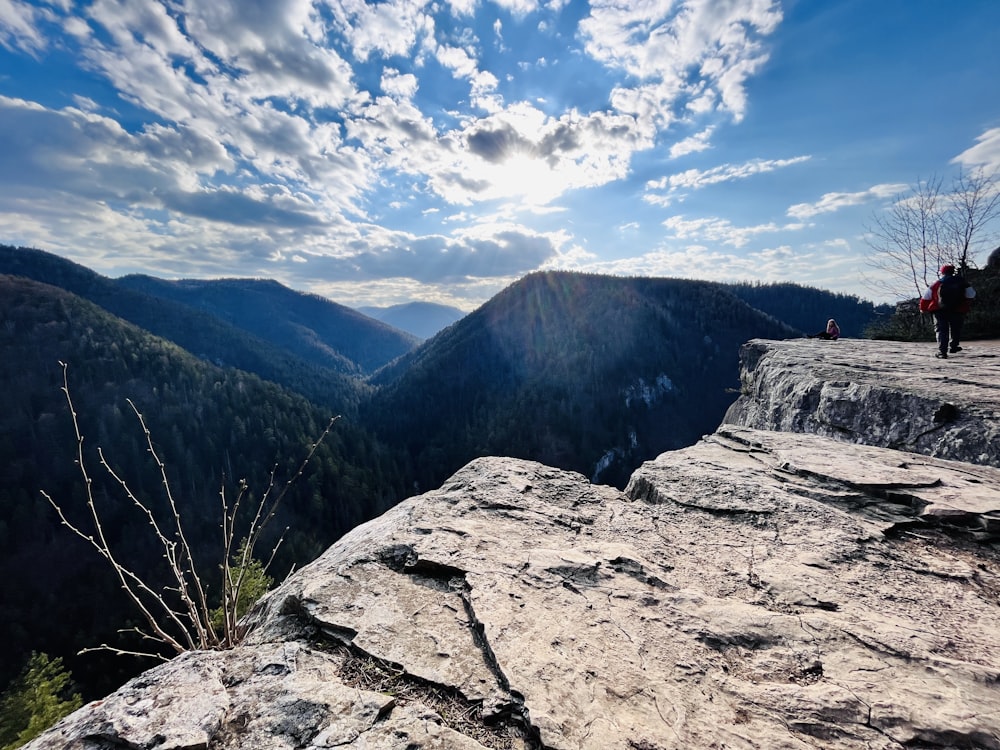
0,0 -> 998,306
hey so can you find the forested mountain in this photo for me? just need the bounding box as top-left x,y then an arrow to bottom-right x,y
363,271 -> 801,491
0,246 -> 412,414
0,274 -> 405,700
726,281 -> 894,337
357,301 -> 466,339
118,274 -> 418,373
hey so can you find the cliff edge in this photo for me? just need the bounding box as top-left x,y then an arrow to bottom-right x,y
725,338 -> 1000,467
25,340 -> 1000,750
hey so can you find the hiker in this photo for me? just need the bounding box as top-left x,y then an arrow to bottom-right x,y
918,264 -> 976,358
808,319 -> 840,340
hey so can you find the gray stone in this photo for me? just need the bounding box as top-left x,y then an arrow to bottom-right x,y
724,338 -> 1000,467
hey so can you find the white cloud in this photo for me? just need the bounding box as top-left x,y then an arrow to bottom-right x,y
0,95 -> 228,196
644,155 -> 809,207
61,14 -> 90,41
446,0 -> 477,17
953,127 -> 1000,171
685,89 -> 716,116
381,68 -> 419,99
580,0 -> 782,127
328,0 -> 432,62
374,99 -> 650,209
568,239 -> 869,301
662,214 -> 804,248
493,0 -> 540,16
669,127 -> 714,158
672,156 -> 810,189
0,0 -> 50,55
436,43 -> 479,79
786,183 -> 906,220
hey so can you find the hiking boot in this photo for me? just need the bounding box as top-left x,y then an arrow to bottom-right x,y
950,346 -> 963,353
935,352 -> 948,359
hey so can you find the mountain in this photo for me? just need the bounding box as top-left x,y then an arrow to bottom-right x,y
362,271 -> 802,491
0,246 -> 385,414
118,274 -> 419,373
0,274 -> 406,699
356,301 -> 466,339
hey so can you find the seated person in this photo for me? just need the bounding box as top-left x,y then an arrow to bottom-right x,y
808,319 -> 840,340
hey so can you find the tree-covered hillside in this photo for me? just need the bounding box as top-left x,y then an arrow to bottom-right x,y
364,271 -> 801,491
0,246 -> 377,415
726,281 -> 893,338
118,274 -> 419,373
0,275 -> 405,700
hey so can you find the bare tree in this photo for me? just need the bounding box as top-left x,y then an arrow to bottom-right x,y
864,176 -> 944,301
865,168 -> 1000,301
42,362 -> 339,660
941,167 -> 1000,274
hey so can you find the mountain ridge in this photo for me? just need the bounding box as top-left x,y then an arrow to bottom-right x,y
363,270 -> 804,490
0,246 -> 376,414
357,300 -> 465,340
0,273 -> 405,699
117,273 -> 419,374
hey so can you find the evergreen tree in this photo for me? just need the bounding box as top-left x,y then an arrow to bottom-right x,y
210,538 -> 275,635
0,652 -> 82,749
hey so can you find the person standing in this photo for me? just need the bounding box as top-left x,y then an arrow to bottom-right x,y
919,264 -> 976,358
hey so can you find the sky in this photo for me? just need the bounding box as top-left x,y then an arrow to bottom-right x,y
1,0 -> 999,311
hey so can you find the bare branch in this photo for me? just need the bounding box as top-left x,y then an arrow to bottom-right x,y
126,399 -> 215,649
44,363 -> 341,658
942,167 -> 1000,271
41,363 -> 190,654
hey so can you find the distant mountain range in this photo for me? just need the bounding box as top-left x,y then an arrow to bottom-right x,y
357,301 -> 465,340
0,243 -> 891,701
119,274 -> 419,373
0,246 -> 418,414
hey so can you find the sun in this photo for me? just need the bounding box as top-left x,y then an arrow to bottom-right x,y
479,152 -> 571,208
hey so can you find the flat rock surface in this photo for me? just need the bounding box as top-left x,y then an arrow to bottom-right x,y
30,425 -> 1000,749
725,338 -> 1000,467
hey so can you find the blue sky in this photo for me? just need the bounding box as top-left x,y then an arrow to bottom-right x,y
1,0 -> 999,310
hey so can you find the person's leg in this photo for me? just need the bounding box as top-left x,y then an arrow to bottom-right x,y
933,312 -> 949,357
949,313 -> 964,352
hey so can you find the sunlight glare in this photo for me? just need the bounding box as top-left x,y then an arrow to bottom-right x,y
482,152 -> 568,208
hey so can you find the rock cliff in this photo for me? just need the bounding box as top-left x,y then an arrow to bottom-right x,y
26,340 -> 1000,750
724,338 -> 1000,467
